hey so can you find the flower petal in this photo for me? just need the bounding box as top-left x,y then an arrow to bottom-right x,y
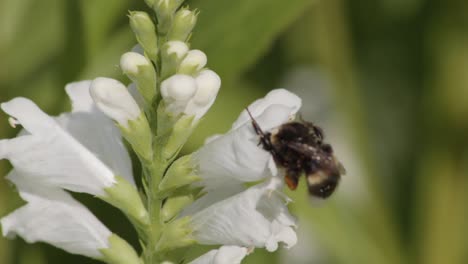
90,77 -> 142,128
193,123 -> 270,189
189,246 -> 249,264
182,184 -> 245,216
232,89 -> 301,130
1,97 -> 57,136
65,80 -> 94,112
194,103 -> 296,189
184,70 -> 221,120
0,98 -> 117,195
190,178 -> 297,251
60,83 -> 134,184
1,172 -> 111,258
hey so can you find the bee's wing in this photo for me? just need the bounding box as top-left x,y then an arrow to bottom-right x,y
287,142 -> 317,156
289,142 -> 346,176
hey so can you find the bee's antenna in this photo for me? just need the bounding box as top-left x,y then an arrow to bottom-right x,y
246,107 -> 276,150
245,107 -> 255,120
246,108 -> 265,137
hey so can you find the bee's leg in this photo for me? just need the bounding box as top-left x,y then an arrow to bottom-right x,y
285,171 -> 299,190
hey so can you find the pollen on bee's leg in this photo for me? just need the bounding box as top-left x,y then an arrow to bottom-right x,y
285,176 -> 298,190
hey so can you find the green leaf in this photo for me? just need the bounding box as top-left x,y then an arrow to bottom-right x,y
190,0 -> 314,81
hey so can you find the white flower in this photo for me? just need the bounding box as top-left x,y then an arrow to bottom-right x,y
194,89 -> 301,190
161,70 -> 221,120
179,49 -> 207,73
0,80 -> 134,196
165,41 -> 189,59
90,77 -> 142,128
120,52 -> 153,76
184,89 -> 301,252
187,178 -> 297,252
189,246 -> 249,264
1,171 -> 112,258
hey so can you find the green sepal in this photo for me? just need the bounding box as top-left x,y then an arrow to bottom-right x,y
126,63 -> 157,105
156,102 -> 196,162
101,176 -> 150,240
161,192 -> 195,222
153,0 -> 185,35
129,11 -> 158,62
162,114 -> 195,160
159,154 -> 201,195
120,113 -> 153,164
160,41 -> 188,80
100,234 -> 142,264
156,216 -> 195,252
167,8 -> 198,42
177,63 -> 201,76
156,101 -> 180,136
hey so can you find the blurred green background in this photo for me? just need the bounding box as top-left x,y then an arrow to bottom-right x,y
1,0 -> 467,263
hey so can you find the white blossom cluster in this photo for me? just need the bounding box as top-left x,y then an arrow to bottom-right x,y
0,81 -> 139,260
0,0 -> 304,263
0,81 -> 302,263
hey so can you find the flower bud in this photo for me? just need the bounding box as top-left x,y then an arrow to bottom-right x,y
162,114 -> 195,160
166,41 -> 189,60
156,217 -> 195,252
193,70 -> 221,106
120,52 -> 150,75
178,49 -> 207,75
153,0 -> 185,34
120,52 -> 157,104
168,8 -> 198,41
100,234 -> 141,264
102,176 -> 150,238
129,11 -> 158,62
90,78 -> 141,128
90,78 -> 153,162
161,194 -> 195,222
161,74 -> 197,103
160,71 -> 220,122
161,41 -> 189,79
159,155 -> 201,195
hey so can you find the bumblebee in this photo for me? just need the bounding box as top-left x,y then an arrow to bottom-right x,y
247,109 -> 345,199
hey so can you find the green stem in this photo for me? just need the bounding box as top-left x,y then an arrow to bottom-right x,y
138,2 -> 198,262
143,144 -> 173,263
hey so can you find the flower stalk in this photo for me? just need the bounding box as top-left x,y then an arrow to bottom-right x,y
126,2 -> 210,263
